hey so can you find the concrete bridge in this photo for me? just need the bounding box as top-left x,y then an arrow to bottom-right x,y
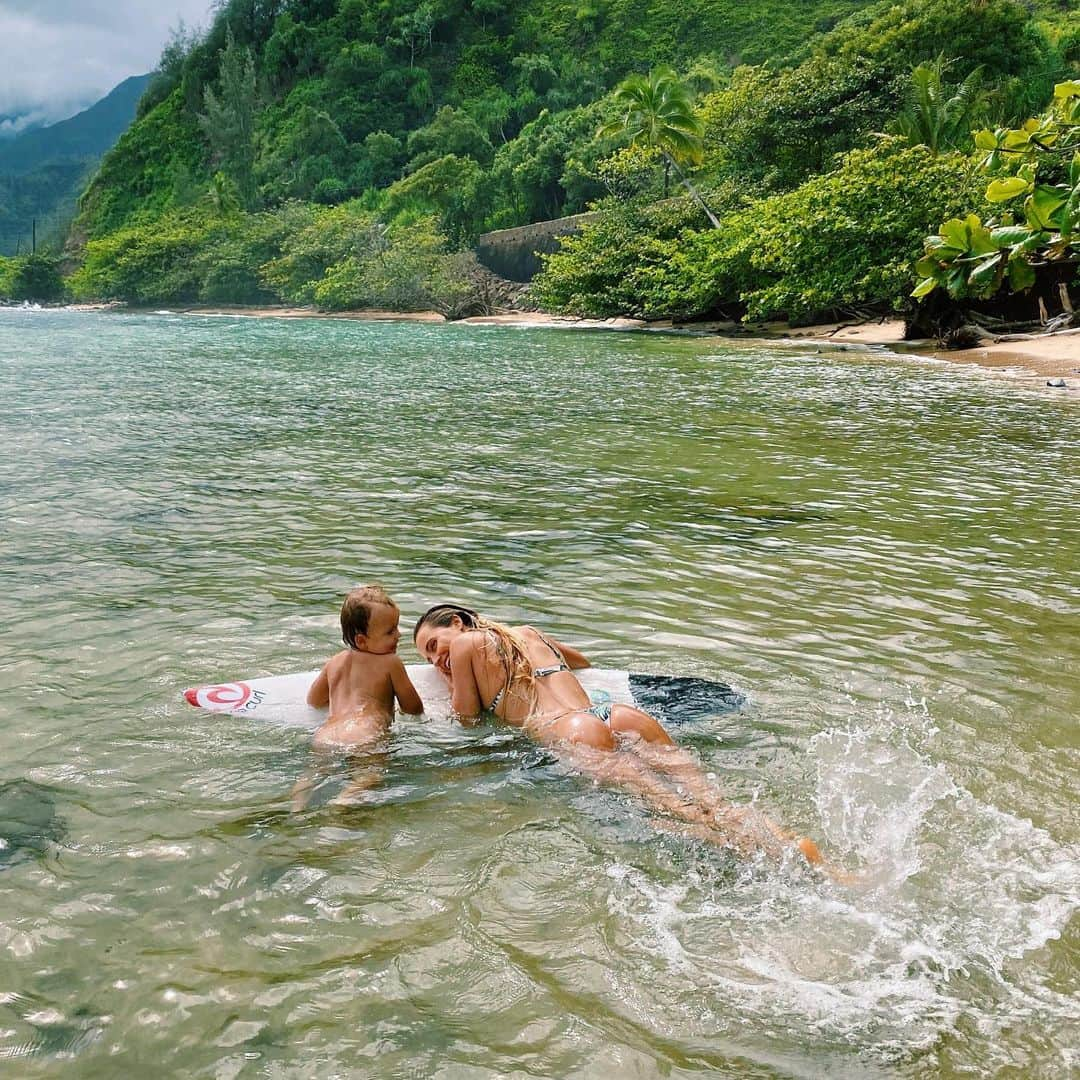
475,212 -> 600,283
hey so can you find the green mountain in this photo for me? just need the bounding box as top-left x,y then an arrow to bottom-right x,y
0,76 -> 151,177
0,75 -> 151,255
76,0 -> 872,241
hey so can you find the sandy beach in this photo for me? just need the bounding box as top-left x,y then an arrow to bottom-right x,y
59,303 -> 1080,392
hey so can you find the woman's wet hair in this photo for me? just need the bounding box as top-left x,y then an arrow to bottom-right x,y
411,603 -> 480,637
341,583 -> 396,649
413,603 -> 535,702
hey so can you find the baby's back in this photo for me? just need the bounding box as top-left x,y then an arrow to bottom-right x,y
325,650 -> 397,723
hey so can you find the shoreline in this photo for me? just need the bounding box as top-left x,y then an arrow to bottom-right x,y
53,302 -> 1080,390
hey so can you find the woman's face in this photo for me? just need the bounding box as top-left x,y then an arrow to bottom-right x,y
414,616 -> 464,677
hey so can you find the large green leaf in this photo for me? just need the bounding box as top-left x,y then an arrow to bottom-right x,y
938,218 -> 970,250
911,276 -> 937,298
1025,185 -> 1067,229
990,225 -> 1034,247
967,252 -> 1002,290
968,221 -> 999,257
1007,256 -> 1036,292
986,177 -> 1029,203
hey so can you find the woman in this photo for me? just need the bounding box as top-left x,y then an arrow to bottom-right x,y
413,603 -> 825,866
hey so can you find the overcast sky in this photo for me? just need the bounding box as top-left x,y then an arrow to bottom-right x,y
0,1 -> 216,133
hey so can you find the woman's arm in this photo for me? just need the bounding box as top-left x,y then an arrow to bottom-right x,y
391,658 -> 424,715
447,635 -> 484,720
548,636 -> 591,669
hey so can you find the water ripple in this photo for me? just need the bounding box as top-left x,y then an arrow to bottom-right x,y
1,310 -> 1077,1075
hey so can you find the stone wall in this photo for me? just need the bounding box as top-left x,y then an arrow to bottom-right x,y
475,212 -> 600,282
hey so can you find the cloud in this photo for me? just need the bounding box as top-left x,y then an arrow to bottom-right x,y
0,1 -> 216,124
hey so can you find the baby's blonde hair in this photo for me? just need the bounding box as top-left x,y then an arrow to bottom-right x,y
340,583 -> 396,649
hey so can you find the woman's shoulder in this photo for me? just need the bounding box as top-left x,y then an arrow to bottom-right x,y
452,629 -> 488,653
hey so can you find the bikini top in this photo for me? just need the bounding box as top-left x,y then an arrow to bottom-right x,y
488,630 -> 569,714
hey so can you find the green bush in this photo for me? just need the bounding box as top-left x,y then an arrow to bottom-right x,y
2,254 -> 66,303
914,80 -> 1080,304
721,141 -> 988,320
259,200 -> 382,304
531,195 -> 717,318
535,141 -> 986,322
313,215 -> 446,311
70,208 -> 225,302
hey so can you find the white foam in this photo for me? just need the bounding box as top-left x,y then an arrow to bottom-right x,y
601,702 -> 1079,1061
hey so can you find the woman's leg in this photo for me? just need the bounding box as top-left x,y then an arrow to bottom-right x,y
558,737 -> 719,827
607,704 -> 675,744
541,709 -> 828,868
615,717 -> 827,864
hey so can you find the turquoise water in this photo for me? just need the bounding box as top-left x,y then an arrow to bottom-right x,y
1,309 -> 1077,1077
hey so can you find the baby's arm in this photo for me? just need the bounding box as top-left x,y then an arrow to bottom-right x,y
306,661 -> 332,708
391,658 -> 423,714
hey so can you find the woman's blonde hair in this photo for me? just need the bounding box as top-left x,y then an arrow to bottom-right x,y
412,603 -> 536,705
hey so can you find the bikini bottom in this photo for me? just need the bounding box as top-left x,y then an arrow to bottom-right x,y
584,701 -> 612,723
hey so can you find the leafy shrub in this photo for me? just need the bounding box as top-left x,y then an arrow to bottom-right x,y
531,195 -> 717,318
536,141 -> 985,322
313,215 -> 445,311
0,254 -> 65,302
722,141 -> 987,320
259,200 -> 382,304
914,81 -> 1080,304
70,208 -> 226,302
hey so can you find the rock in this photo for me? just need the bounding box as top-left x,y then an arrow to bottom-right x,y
1046,378 -> 1067,388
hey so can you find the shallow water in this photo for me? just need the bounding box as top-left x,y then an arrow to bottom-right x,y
1,309 -> 1077,1077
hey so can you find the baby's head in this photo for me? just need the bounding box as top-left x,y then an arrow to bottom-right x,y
340,584 -> 401,654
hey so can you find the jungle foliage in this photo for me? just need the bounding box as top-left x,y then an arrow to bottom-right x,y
63,0 -> 1080,323
68,195 -> 501,315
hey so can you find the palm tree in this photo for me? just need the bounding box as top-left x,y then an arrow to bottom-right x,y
893,55 -> 988,156
599,66 -> 720,227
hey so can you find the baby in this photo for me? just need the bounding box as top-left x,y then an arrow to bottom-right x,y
306,584 -> 423,749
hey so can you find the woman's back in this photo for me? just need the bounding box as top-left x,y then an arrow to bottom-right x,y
495,625 -> 592,724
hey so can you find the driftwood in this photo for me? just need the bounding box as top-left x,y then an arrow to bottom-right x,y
991,326 -> 1080,343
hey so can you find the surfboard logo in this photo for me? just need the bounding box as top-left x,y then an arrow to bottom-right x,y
184,682 -> 256,713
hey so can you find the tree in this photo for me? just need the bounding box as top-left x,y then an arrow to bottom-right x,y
405,106 -> 494,172
198,28 -> 259,209
892,55 -> 988,156
598,66 -> 719,227
391,4 -> 436,68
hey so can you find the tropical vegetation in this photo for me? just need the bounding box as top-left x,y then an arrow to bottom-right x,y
914,81 -> 1080,311
24,0 -> 1080,329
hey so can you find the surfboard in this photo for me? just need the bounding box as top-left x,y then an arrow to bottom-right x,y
183,665 -> 742,728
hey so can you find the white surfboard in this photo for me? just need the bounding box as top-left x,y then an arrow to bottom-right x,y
183,664 -> 635,728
